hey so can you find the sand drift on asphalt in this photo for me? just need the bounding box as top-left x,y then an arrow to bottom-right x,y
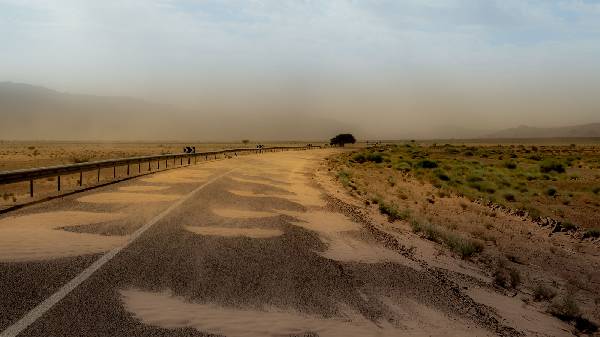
0,211 -> 127,262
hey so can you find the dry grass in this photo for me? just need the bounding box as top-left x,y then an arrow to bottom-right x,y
327,141 -> 600,330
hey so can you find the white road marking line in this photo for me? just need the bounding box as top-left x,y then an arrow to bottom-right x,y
0,168 -> 235,337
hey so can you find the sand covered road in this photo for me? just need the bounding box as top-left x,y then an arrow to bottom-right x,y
0,149 -> 562,336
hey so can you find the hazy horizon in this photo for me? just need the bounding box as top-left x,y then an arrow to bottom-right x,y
1,1 -> 600,140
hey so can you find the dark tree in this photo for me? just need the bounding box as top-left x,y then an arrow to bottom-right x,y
330,133 -> 356,147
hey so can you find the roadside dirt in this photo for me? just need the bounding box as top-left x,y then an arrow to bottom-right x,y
322,150 -> 598,336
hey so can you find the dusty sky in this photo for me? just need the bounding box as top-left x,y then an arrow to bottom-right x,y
1,0 -> 600,139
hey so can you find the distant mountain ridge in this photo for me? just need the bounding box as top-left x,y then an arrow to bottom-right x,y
485,123 -> 600,139
0,82 -> 353,141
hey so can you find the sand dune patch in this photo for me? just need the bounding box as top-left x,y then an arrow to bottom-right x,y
228,189 -> 291,198
467,287 -> 572,337
184,226 -> 283,238
0,211 -> 127,262
78,192 -> 181,203
141,170 -> 212,184
211,208 -> 279,219
229,176 -> 288,187
120,289 -> 399,337
281,211 -> 405,263
119,185 -> 169,192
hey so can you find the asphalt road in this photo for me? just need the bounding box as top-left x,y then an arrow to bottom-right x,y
0,150 -> 513,337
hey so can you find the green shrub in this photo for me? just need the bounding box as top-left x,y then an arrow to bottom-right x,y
561,221 -> 577,231
548,295 -> 580,321
592,186 -> 600,195
540,160 -> 566,173
445,235 -> 484,259
533,284 -> 556,302
435,170 -> 450,181
504,161 -> 517,169
337,170 -> 351,187
378,201 -> 410,222
351,153 -> 366,163
583,228 -> 600,239
503,192 -> 516,202
394,161 -> 412,172
416,159 -> 438,169
366,153 -> 383,163
546,186 -> 558,196
493,263 -> 521,289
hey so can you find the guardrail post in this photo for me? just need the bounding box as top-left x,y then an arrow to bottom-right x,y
97,169 -> 100,182
180,157 -> 183,165
165,158 -> 167,168
138,160 -> 141,173
113,166 -> 116,178
127,163 -> 130,176
188,157 -> 191,165
57,175 -> 61,192
29,179 -> 33,197
148,161 -> 151,171
79,171 -> 83,186
158,160 -> 161,169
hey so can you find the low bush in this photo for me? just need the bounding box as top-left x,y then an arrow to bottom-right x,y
546,186 -> 558,196
445,235 -> 484,259
503,192 -> 516,202
504,161 -> 517,169
416,159 -> 438,169
540,160 -> 566,173
351,153 -> 366,163
583,228 -> 600,239
533,284 -> 556,302
561,221 -> 578,231
548,295 -> 580,321
395,162 -> 412,172
411,220 -> 483,259
337,170 -> 351,187
493,263 -> 521,289
366,152 -> 384,163
378,201 -> 410,222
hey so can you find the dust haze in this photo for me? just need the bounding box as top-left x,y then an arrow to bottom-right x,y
1,1 -> 600,140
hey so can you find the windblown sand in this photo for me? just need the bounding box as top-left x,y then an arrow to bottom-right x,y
281,210 -> 405,264
121,289 -> 489,337
141,170 -> 212,184
118,185 -> 169,192
0,211 -> 127,262
211,208 -> 279,219
227,189 -> 290,198
467,287 -> 572,337
229,176 -> 287,187
184,226 -> 283,238
77,192 -> 181,203
121,289 -> 392,337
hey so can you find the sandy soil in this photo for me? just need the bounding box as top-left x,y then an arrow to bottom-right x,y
211,208 -> 279,219
184,226 -> 284,238
77,192 -> 181,203
118,185 -> 169,192
0,211 -> 127,262
121,288 -> 491,337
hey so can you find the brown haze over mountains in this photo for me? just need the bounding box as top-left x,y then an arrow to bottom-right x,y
1,82 -> 599,141
0,82 -> 354,141
1,2 -> 600,141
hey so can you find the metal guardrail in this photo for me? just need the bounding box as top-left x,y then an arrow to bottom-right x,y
0,145 -> 318,197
